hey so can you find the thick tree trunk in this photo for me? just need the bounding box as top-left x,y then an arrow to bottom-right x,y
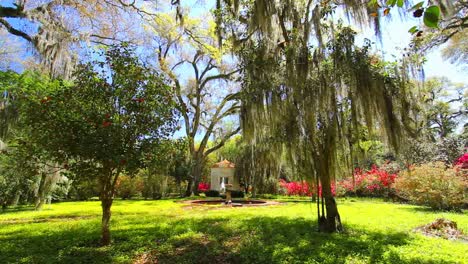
100,197 -> 113,246
318,174 -> 343,233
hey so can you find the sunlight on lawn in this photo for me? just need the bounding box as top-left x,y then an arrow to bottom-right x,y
0,199 -> 466,264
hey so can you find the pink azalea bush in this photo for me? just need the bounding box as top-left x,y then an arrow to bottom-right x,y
198,182 -> 210,192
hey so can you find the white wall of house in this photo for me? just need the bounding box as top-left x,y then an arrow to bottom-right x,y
210,167 -> 240,191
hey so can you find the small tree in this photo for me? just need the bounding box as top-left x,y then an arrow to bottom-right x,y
17,45 -> 178,245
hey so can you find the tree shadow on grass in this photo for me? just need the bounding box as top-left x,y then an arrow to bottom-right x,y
0,214 -> 461,264
0,205 -> 35,214
0,225 -> 111,264
136,216 -> 458,264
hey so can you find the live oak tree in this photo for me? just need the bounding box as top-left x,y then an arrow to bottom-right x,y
17,45 -> 178,245
145,12 -> 241,195
418,77 -> 467,139
211,0 -> 416,232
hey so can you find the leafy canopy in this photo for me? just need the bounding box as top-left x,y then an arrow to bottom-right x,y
15,44 -> 179,178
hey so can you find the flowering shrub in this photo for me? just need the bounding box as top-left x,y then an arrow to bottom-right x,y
395,162 -> 467,211
338,165 -> 397,197
198,182 -> 210,192
279,180 -> 311,196
455,153 -> 468,169
279,180 -> 336,197
115,175 -> 144,199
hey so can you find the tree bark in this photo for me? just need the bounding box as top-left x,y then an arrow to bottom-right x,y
190,159 -> 204,196
100,196 -> 113,246
35,173 -> 47,211
8,191 -> 21,207
99,168 -> 120,246
184,179 -> 193,197
318,174 -> 343,233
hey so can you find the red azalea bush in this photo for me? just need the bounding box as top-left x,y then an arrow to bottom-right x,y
338,164 -> 397,197
198,182 -> 210,192
279,180 -> 311,196
279,179 -> 336,197
454,153 -> 468,169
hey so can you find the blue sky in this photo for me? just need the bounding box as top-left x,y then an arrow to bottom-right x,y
364,16 -> 466,83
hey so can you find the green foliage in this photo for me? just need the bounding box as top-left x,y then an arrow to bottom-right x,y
423,6 -> 441,28
216,135 -> 243,162
16,45 -> 178,183
204,190 -> 220,197
221,190 -> 245,198
0,70 -> 21,140
402,136 -> 466,165
166,139 -> 191,185
67,177 -> 99,201
0,144 -> 36,208
396,162 -> 467,210
0,199 -> 466,263
5,44 -> 179,244
115,175 -> 144,200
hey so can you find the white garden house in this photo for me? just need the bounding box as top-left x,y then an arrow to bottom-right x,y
210,160 -> 241,192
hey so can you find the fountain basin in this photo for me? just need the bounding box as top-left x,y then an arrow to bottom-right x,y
185,199 -> 280,207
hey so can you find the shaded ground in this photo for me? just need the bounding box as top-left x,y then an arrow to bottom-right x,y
0,199 -> 466,264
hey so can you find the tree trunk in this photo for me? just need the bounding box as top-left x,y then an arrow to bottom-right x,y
318,174 -> 343,233
35,173 -> 47,211
100,196 -> 113,246
190,157 -> 204,196
99,169 -> 119,246
8,191 -> 21,207
185,179 -> 193,197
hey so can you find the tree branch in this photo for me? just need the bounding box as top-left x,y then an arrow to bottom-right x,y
199,68 -> 240,91
204,126 -> 241,157
0,18 -> 32,42
0,6 -> 24,18
198,93 -> 240,151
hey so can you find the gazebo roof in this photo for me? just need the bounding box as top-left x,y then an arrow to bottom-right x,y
212,159 -> 235,168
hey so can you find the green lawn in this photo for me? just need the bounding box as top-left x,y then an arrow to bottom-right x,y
0,198 -> 466,264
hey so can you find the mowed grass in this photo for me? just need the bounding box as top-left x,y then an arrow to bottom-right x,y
0,199 -> 466,264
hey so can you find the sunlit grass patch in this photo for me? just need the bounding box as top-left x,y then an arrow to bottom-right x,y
0,198 -> 466,263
